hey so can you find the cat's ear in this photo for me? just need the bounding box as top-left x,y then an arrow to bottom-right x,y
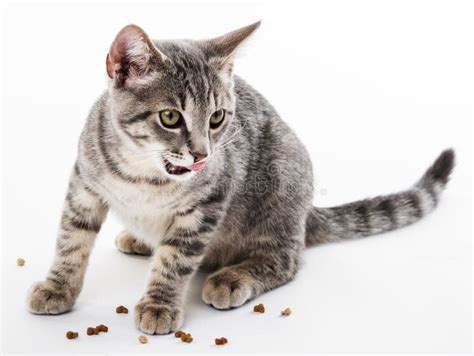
106,24 -> 166,86
202,21 -> 261,72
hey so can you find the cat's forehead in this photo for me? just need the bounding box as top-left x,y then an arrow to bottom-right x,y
157,40 -> 216,86
154,40 -> 227,112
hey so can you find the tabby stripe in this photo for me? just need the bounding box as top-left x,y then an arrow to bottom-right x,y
199,189 -> 226,206
201,215 -> 218,227
121,111 -> 153,125
74,162 -> 81,176
354,204 -> 370,235
98,114 -> 169,186
47,275 -> 67,286
83,184 -> 100,197
120,127 -> 150,141
58,244 -> 83,257
162,238 -> 206,256
174,228 -> 199,238
376,198 -> 397,229
407,192 -> 422,218
67,216 -> 101,233
176,207 -> 196,216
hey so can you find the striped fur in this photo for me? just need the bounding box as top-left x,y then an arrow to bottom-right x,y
27,23 -> 455,335
305,149 -> 455,245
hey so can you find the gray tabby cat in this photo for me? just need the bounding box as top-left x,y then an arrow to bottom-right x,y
27,22 -> 455,335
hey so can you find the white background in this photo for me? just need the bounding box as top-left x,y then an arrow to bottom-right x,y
1,0 -> 472,354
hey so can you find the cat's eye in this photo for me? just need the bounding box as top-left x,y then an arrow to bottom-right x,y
209,109 -> 225,129
159,110 -> 182,128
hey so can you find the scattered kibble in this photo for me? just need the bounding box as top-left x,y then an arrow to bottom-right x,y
175,330 -> 185,338
281,307 -> 292,316
175,330 -> 193,343
96,324 -> 108,332
180,333 -> 193,343
87,327 -> 99,335
138,335 -> 148,344
116,305 -> 129,314
253,303 -> 265,313
16,258 -> 25,266
66,331 -> 79,339
215,337 -> 228,345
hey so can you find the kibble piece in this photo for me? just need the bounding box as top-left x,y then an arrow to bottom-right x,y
138,335 -> 148,344
215,337 -> 228,345
181,333 -> 193,343
116,305 -> 129,314
66,331 -> 79,339
175,330 -> 185,338
96,324 -> 108,332
281,307 -> 292,316
16,258 -> 25,266
253,303 -> 265,313
87,327 -> 99,336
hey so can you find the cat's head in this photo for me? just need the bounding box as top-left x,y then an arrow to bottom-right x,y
106,22 -> 260,181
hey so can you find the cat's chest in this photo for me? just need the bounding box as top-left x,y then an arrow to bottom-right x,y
94,177 -> 188,241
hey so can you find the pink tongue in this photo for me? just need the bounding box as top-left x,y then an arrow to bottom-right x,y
190,161 -> 207,171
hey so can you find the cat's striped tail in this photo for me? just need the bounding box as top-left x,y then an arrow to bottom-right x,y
305,149 -> 455,246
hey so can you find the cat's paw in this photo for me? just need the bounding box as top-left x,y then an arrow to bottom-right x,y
202,268 -> 255,309
27,281 -> 76,315
115,231 -> 153,256
135,300 -> 183,335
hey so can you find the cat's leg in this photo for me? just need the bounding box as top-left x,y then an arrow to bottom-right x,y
27,164 -> 108,314
202,237 -> 303,310
134,212 -> 220,334
115,231 -> 153,256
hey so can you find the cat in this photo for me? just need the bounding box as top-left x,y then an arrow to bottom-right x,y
26,22 -> 455,335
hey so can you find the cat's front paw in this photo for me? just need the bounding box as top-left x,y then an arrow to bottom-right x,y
202,268 -> 255,309
27,281 -> 76,315
135,300 -> 183,335
115,231 -> 153,256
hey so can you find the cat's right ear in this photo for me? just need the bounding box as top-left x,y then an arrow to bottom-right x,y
106,25 -> 166,86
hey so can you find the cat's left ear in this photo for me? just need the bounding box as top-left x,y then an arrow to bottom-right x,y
201,21 -> 261,73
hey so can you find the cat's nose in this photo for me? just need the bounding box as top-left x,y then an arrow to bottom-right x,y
190,151 -> 208,163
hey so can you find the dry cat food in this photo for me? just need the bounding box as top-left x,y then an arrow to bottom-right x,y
96,324 -> 108,332
215,337 -> 228,345
138,335 -> 148,344
87,324 -> 109,335
281,307 -> 292,316
253,303 -> 265,313
116,305 -> 129,314
175,330 -> 193,343
174,330 -> 185,338
87,327 -> 99,335
66,331 -> 79,339
16,258 -> 25,266
180,333 -> 193,343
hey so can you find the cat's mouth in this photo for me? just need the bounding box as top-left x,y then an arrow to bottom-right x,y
164,159 -> 192,175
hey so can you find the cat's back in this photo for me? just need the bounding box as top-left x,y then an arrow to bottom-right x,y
223,75 -> 314,213
231,75 -> 312,179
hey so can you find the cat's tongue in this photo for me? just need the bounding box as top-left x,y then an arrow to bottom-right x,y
190,161 -> 207,172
